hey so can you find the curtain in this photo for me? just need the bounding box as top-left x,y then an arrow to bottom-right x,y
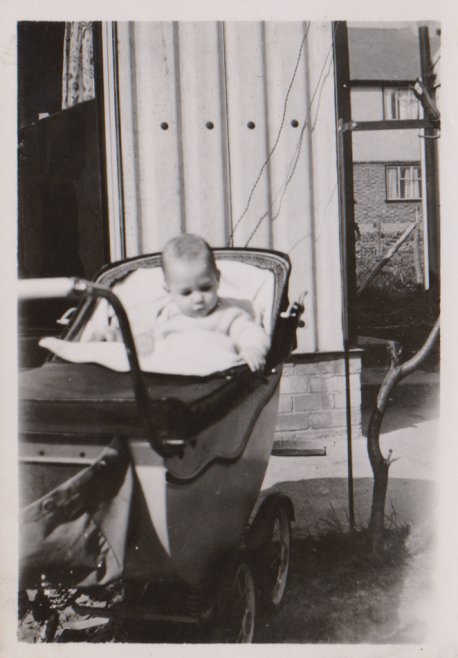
386,167 -> 398,199
62,22 -> 95,109
384,89 -> 419,121
400,166 -> 411,198
397,90 -> 419,120
412,167 -> 422,199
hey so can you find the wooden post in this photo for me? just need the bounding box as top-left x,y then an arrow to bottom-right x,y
357,222 -> 416,296
376,218 -> 382,258
414,208 -> 423,286
419,26 -> 440,288
333,21 -> 358,345
333,21 -> 357,531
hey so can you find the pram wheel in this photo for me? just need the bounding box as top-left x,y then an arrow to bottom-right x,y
34,612 -> 59,643
255,499 -> 292,612
266,504 -> 291,608
211,552 -> 256,643
18,590 -> 59,644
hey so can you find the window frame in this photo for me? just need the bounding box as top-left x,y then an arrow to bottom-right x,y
382,87 -> 420,121
385,164 -> 422,202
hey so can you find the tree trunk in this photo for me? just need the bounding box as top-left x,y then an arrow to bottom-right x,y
367,317 -> 440,551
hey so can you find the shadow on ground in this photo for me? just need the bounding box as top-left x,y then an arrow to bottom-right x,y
361,383 -> 439,435
49,477 -> 436,644
262,477 -> 437,536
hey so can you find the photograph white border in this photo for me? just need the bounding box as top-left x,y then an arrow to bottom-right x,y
2,1 -> 457,655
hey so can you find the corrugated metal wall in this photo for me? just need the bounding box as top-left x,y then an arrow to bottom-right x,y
114,21 -> 343,353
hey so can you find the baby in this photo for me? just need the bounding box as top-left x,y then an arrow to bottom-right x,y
105,235 -> 270,373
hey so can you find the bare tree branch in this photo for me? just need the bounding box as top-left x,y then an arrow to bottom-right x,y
367,317 -> 440,550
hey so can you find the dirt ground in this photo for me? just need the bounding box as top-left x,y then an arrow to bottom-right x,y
253,478 -> 436,644
266,275 -> 442,646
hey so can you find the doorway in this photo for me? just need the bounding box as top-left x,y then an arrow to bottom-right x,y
18,22 -> 109,366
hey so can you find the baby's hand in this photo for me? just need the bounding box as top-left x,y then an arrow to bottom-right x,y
134,332 -> 155,357
89,325 -> 121,343
103,326 -> 122,342
241,347 -> 266,373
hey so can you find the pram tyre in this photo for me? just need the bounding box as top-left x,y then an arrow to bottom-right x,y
257,502 -> 291,612
211,552 -> 256,643
18,606 -> 59,644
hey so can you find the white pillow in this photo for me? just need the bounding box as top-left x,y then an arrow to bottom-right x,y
217,261 -> 274,335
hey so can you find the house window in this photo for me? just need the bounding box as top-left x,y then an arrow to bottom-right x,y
383,88 -> 419,120
386,165 -> 422,201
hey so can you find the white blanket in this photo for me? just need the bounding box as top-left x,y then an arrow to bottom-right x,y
39,330 -> 246,377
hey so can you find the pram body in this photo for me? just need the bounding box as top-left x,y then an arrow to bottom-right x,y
18,248 -> 303,642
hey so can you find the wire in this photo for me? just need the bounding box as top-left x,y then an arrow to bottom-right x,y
273,55 -> 333,220
245,23 -> 337,247
285,179 -> 338,257
228,23 -> 311,246
310,55 -> 333,133
313,182 -> 338,243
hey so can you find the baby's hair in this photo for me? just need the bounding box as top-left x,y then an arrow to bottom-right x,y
161,234 -> 217,277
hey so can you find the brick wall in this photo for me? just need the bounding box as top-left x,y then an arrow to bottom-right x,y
274,353 -> 362,450
353,162 -> 422,227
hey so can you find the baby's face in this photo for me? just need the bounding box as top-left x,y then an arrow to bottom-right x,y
165,257 -> 220,318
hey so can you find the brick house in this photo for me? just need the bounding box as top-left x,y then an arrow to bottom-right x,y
348,27 -> 440,235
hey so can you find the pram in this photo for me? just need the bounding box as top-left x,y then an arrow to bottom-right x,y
18,248 -> 304,643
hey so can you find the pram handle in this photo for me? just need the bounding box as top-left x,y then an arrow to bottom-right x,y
18,277 -> 184,458
18,277 -> 77,300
